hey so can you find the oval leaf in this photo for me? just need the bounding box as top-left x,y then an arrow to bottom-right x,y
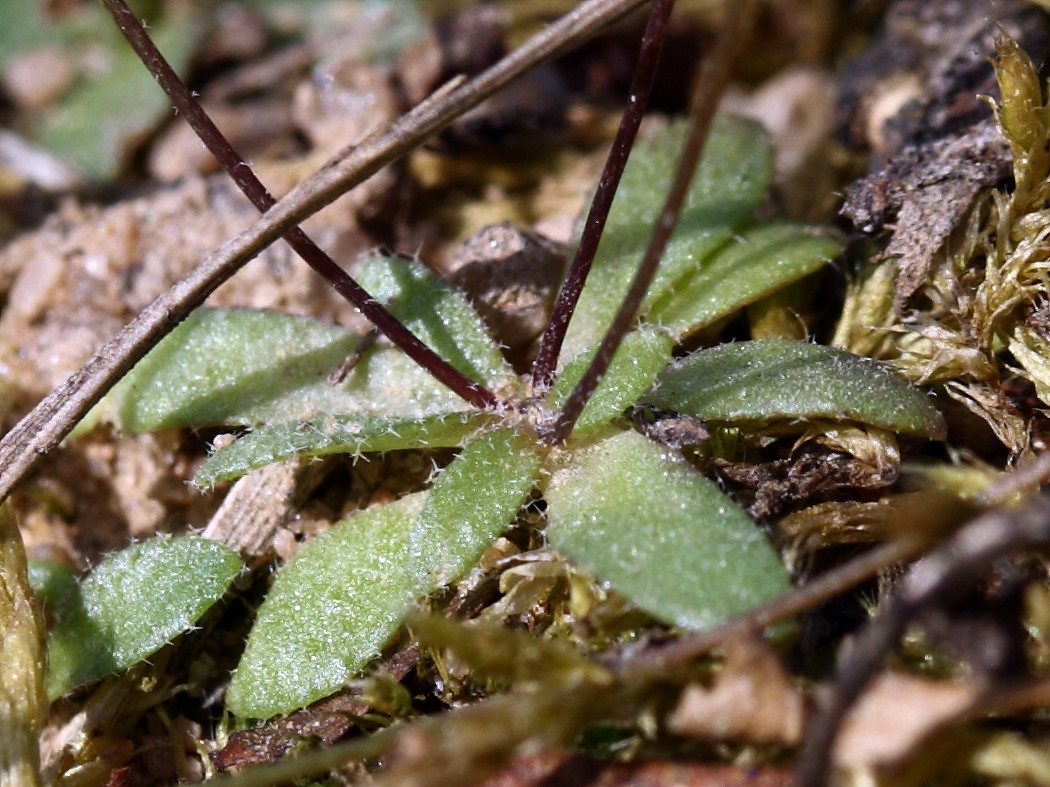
647,223 -> 841,340
194,410 -> 497,488
644,339 -> 946,438
561,116 -> 774,359
226,493 -> 425,719
545,430 -> 789,629
84,255 -> 511,435
46,536 -> 242,700
228,429 -> 540,719
84,308 -> 363,432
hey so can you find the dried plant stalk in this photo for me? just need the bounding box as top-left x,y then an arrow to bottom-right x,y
0,501 -> 45,787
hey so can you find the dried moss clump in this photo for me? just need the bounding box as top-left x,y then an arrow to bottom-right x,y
837,36 -> 1050,457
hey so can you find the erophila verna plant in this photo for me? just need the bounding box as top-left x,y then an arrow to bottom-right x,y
34,0 -> 942,712
1,0 -> 973,782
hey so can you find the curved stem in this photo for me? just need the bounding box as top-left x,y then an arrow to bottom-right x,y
546,0 -> 753,443
531,0 -> 676,395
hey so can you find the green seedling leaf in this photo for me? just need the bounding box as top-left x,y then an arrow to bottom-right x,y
546,325 -> 673,437
195,410 -> 497,488
545,430 -> 788,629
226,493 -> 426,719
409,427 -> 543,587
561,115 -> 774,359
86,256 -> 513,434
645,340 -> 946,438
229,428 -> 541,719
647,223 -> 842,340
46,536 -> 241,700
27,559 -> 78,613
356,254 -> 515,392
85,308 -> 366,432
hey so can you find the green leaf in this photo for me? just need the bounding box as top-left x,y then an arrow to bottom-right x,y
27,559 -> 78,612
194,410 -> 497,488
228,429 -> 540,718
561,116 -> 773,359
85,278 -> 509,435
46,536 -> 242,700
84,308 -> 363,432
0,0 -> 203,180
647,223 -> 842,340
356,254 -> 514,392
226,493 -> 426,719
546,325 -> 673,437
545,430 -> 788,629
409,427 -> 542,587
644,339 -> 946,438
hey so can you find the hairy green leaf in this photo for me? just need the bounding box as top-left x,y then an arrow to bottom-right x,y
647,223 -> 841,340
84,308 -> 364,432
226,494 -> 425,719
46,537 -> 241,700
546,325 -> 673,437
194,410 -> 496,488
645,340 -> 946,438
409,427 -> 542,586
561,116 -> 773,359
228,429 -> 539,719
85,255 -> 512,433
545,430 -> 788,629
356,254 -> 514,392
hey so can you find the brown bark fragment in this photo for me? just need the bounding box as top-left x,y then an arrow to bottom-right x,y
836,0 -> 1050,311
841,119 -> 1010,310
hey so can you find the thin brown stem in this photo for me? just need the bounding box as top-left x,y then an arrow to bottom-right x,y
546,0 -> 753,443
0,0 -> 650,503
609,536 -> 923,675
102,0 -> 496,410
796,494 -> 1050,786
531,0 -> 676,395
610,481 -> 1002,675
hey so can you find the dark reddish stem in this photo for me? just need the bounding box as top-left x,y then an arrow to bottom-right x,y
530,0 -> 676,395
546,0 -> 753,443
101,0 -> 498,410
